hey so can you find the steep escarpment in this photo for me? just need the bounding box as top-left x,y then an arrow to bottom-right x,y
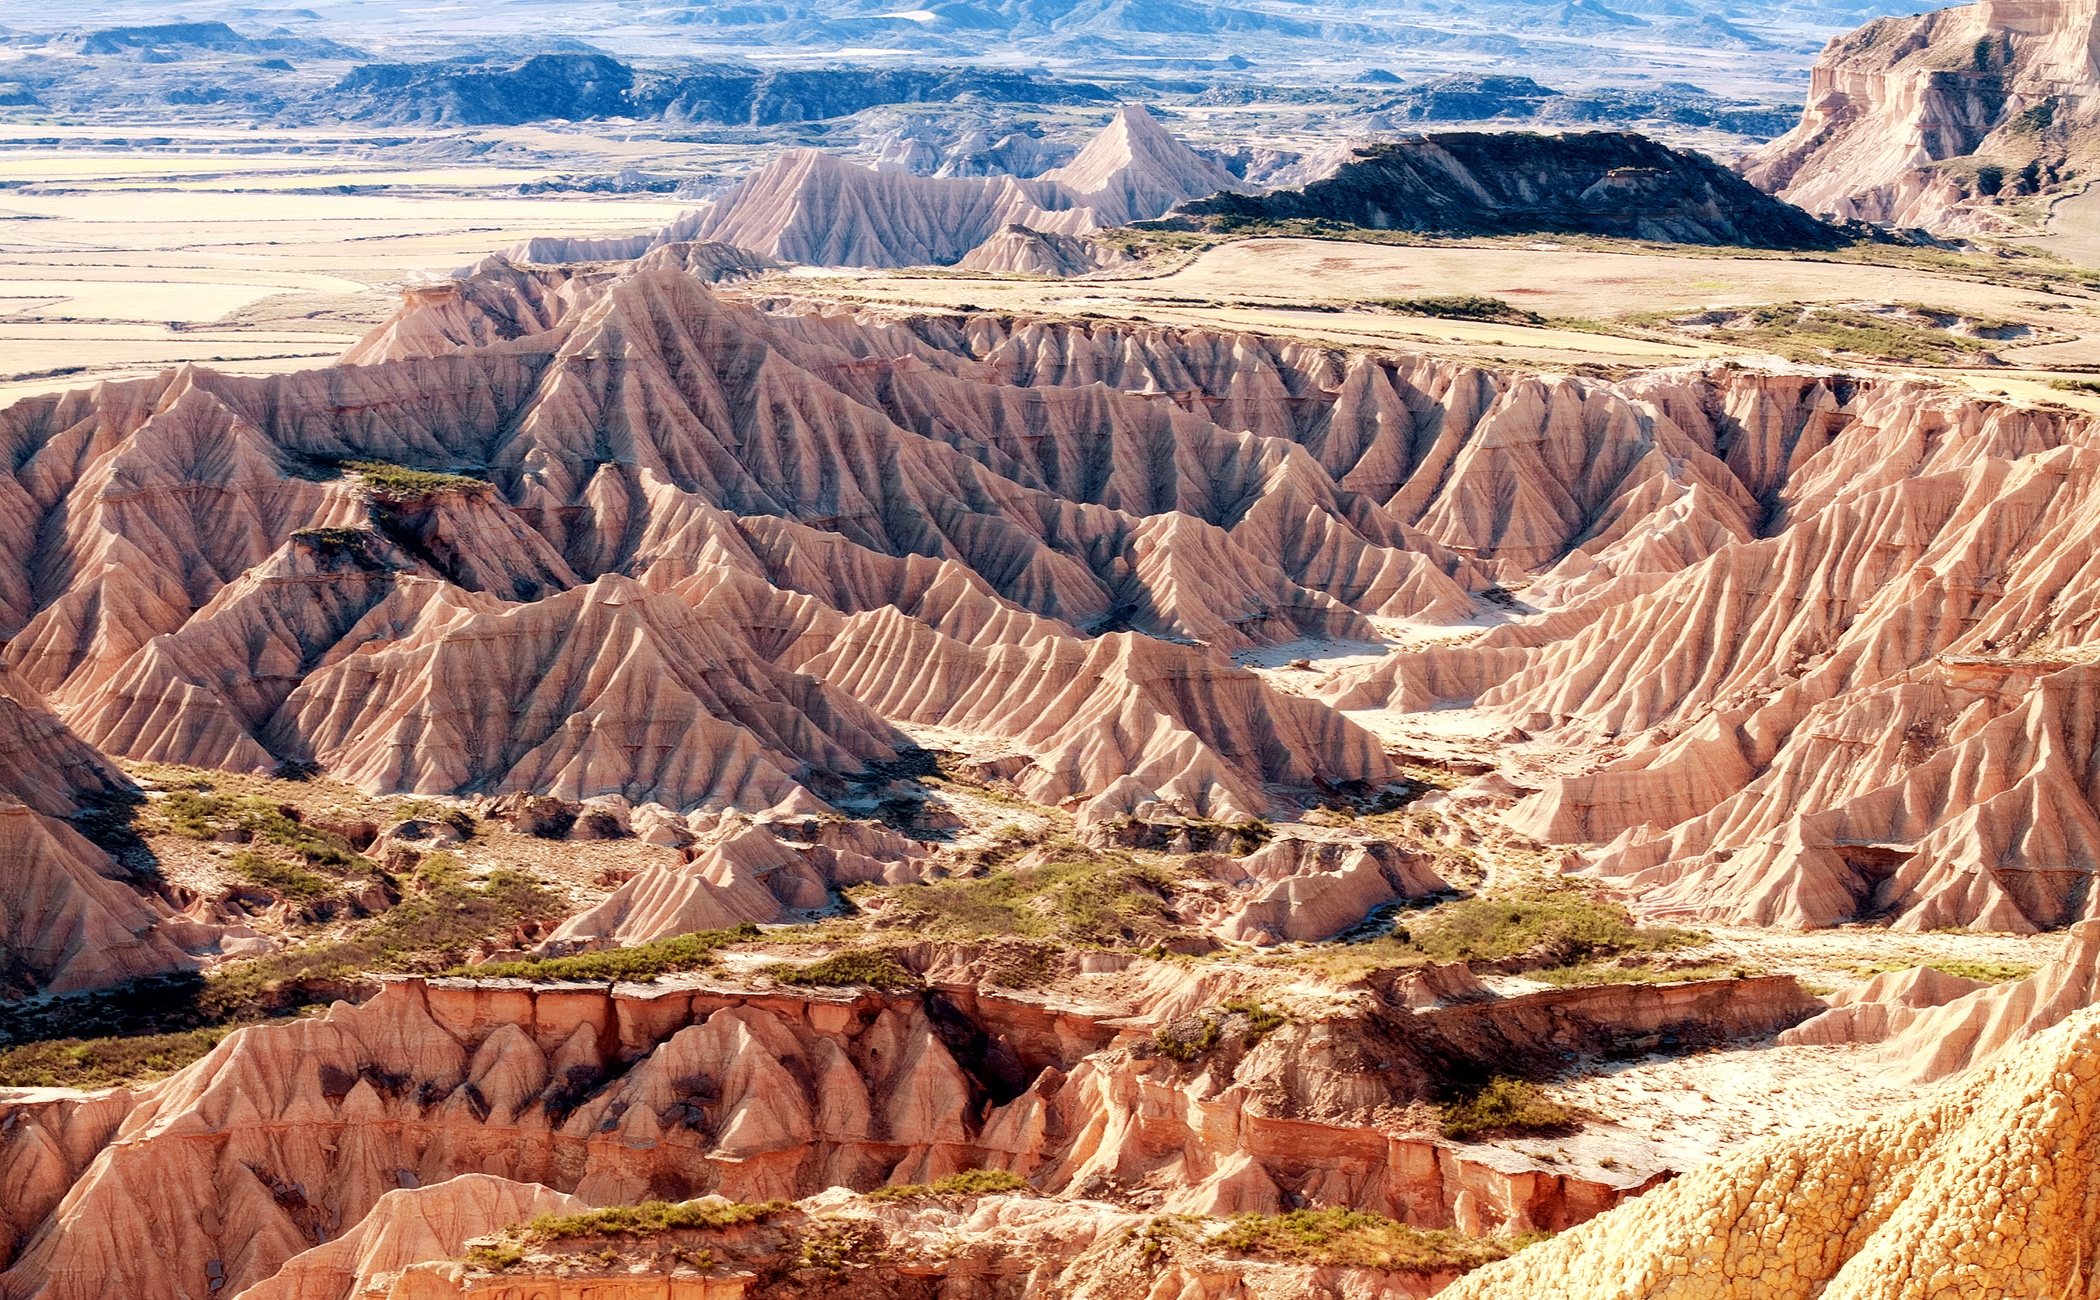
1174,132 -> 1846,249
0,969 -> 1813,1300
1744,0 -> 2099,231
1443,1005 -> 2100,1300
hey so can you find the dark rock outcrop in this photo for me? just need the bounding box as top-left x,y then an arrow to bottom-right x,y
1174,131 -> 1848,249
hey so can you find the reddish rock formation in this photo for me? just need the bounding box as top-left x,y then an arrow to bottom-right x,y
236,1175 -> 585,1300
381,1188 -> 1459,1300
0,968 -> 1815,1300
0,664 -> 210,994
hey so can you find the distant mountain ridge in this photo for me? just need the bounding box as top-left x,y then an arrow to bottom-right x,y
331,55 -> 1112,127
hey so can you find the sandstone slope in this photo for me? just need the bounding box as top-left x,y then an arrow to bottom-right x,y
0,663 -> 209,995
1443,1004 -> 2100,1300
572,104 -> 1237,270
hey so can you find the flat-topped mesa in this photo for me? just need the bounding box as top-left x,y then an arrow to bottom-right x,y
1744,0 -> 2100,231
1173,131 -> 1846,249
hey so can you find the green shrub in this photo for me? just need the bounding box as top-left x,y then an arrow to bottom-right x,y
1395,889 -> 1700,966
340,459 -> 488,501
1215,1208 -> 1546,1272
766,949 -> 920,992
864,840 -> 1183,948
227,850 -> 333,901
463,1240 -> 525,1271
464,924 -> 762,982
1152,1016 -> 1222,1062
1151,1000 -> 1287,1062
864,1169 -> 1029,1201
152,791 -> 370,871
523,1199 -> 786,1242
1439,1078 -> 1580,1141
1928,959 -> 2037,983
201,867 -> 562,1020
0,1024 -> 239,1088
1361,295 -> 1544,325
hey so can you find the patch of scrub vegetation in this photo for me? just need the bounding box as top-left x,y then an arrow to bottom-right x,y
1392,887 -> 1703,968
1215,1208 -> 1549,1272
225,849 -> 334,901
288,527 -> 388,568
857,839 -> 1186,949
145,788 -> 371,871
1151,998 -> 1288,1062
2048,377 -> 2100,396
1439,1077 -> 1582,1141
1098,813 -> 1272,855
339,458 -> 489,502
1643,302 -> 2017,365
525,1200 -> 786,1241
1844,958 -> 2037,984
466,1199 -> 787,1269
201,853 -> 561,1020
765,948 -> 920,992
0,1023 -> 244,1088
462,924 -> 762,982
863,1169 -> 1030,1202
1360,294 -> 1544,325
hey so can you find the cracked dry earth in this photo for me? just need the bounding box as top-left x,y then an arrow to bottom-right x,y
11,164 -> 2100,1294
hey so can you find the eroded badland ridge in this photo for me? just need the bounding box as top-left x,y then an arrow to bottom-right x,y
11,0 -> 2100,1296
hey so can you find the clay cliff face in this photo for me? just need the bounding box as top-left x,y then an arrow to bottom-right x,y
1744,0 -> 2098,231
0,967 -> 1814,1300
1443,1003 -> 2100,1300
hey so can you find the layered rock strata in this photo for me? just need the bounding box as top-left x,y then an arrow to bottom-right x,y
1744,0 -> 2100,231
0,968 -> 1817,1300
